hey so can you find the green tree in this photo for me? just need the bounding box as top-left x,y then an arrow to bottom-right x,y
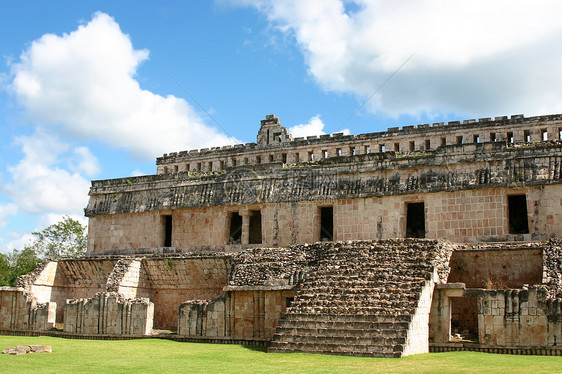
0,216 -> 87,286
0,253 -> 11,286
7,248 -> 40,286
27,216 -> 87,259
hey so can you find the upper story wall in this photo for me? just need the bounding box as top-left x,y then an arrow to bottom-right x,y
87,140 -> 562,217
155,113 -> 562,175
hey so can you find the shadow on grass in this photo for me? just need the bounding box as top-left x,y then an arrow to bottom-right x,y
242,344 -> 268,352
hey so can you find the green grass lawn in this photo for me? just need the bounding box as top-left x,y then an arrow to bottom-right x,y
0,336 -> 560,374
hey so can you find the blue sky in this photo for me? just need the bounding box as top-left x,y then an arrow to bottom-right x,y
1,0 -> 562,252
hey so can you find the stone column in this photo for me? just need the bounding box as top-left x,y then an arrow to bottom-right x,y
220,211 -> 229,245
241,211 -> 250,245
429,283 -> 465,343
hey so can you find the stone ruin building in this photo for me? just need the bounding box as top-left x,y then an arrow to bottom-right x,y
1,113 -> 561,358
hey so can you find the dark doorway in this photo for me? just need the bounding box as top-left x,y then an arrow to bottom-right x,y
406,202 -> 425,238
163,215 -> 172,247
450,297 -> 478,342
229,212 -> 243,244
285,297 -> 294,308
320,207 -> 334,241
249,210 -> 262,244
508,195 -> 529,234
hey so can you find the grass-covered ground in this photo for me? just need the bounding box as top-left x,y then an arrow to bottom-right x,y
0,336 -> 560,374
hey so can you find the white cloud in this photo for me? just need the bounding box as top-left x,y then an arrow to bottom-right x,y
70,146 -> 101,177
2,131 -> 91,215
0,232 -> 34,253
0,203 -> 18,230
289,115 -> 350,137
10,12 -> 237,159
130,169 -> 147,177
0,212 -> 88,254
228,0 -> 562,118
289,115 -> 326,137
39,213 -> 88,229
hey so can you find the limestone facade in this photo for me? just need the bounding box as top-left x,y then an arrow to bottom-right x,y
85,114 -> 562,255
87,184 -> 561,255
2,113 -> 562,357
155,114 -> 562,175
0,287 -> 55,331
64,292 -> 153,335
430,285 -> 561,348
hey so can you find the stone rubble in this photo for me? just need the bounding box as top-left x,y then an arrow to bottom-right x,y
2,345 -> 52,355
542,238 -> 562,298
267,239 -> 454,357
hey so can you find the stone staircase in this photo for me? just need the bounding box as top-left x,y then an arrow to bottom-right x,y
268,239 -> 453,357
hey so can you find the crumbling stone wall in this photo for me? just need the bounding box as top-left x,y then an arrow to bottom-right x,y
88,142 -> 562,218
106,258 -> 138,296
85,115 -> 562,255
24,259 -> 118,323
178,295 -> 230,338
177,290 -> 296,341
177,245 -> 311,340
17,255 -> 230,333
86,183 -> 562,255
25,261 -> 58,303
478,287 -> 561,346
430,280 -> 562,349
64,292 -> 153,335
445,243 -> 546,338
0,287 -> 55,331
230,290 -> 296,340
156,114 -> 562,175
403,273 -> 436,356
543,238 -> 562,298
3,237 -> 560,356
267,239 -> 455,357
448,244 -> 544,288
429,284 -> 465,344
133,257 -> 230,330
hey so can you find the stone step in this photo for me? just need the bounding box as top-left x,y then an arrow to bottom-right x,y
294,295 -> 418,304
309,262 -> 431,270
289,308 -> 416,316
301,285 -> 425,293
274,320 -> 410,331
304,271 -> 429,278
271,333 -> 407,346
289,306 -> 416,315
295,292 -> 419,301
268,345 -> 400,358
301,279 -> 427,289
291,306 -> 415,315
280,312 -> 413,323
290,301 -> 417,312
273,327 -> 408,340
296,290 -> 422,297
317,256 -> 433,264
310,284 -> 424,292
268,341 -> 404,357
264,239 -> 445,358
316,264 -> 433,272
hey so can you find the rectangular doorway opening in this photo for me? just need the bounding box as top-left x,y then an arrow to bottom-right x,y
320,207 -> 334,241
450,297 -> 478,342
162,215 -> 172,247
229,212 -> 243,244
285,297 -> 294,309
406,202 -> 425,238
249,210 -> 262,244
508,194 -> 529,234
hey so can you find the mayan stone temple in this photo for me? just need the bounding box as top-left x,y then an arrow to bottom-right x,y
1,113 -> 561,357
